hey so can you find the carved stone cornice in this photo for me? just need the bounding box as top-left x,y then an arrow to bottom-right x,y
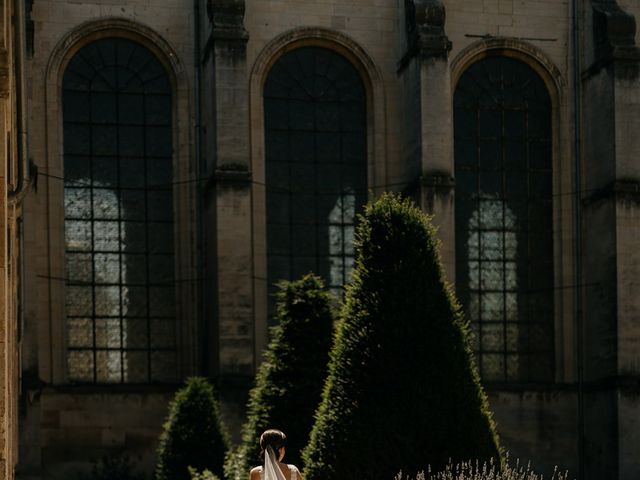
206,0 -> 248,41
590,0 -> 640,69
400,0 -> 451,70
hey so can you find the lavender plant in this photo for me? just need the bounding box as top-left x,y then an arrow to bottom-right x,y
395,457 -> 570,480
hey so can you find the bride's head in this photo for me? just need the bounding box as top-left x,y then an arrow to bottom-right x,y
260,429 -> 287,462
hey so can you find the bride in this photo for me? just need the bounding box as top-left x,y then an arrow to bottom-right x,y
249,429 -> 303,480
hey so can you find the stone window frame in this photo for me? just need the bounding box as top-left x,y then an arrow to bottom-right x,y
248,28 -> 387,358
450,38 -> 576,385
43,19 -> 197,385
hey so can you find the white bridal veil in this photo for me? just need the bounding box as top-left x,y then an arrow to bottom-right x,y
263,446 -> 286,480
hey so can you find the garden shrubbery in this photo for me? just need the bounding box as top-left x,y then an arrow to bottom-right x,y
226,274 -> 335,479
188,467 -> 221,480
395,457 -> 569,480
156,377 -> 229,480
302,193 -> 501,480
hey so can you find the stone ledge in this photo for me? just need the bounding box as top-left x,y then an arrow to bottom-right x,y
583,179 -> 640,207
420,173 -> 455,195
202,168 -> 252,192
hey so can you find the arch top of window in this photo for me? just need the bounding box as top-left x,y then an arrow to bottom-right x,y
251,27 -> 384,101
450,38 -> 565,104
63,38 -> 172,95
47,18 -> 184,94
263,46 -> 367,103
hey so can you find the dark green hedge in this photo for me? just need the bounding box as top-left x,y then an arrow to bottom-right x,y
226,274 -> 334,479
302,193 -> 501,479
156,377 -> 229,480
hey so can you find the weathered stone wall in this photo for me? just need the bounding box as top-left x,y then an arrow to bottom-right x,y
19,391 -> 174,479
488,390 -> 578,475
446,0 -> 571,64
1,0 -> 28,478
14,0 -> 640,479
580,1 -> 640,477
19,0 -> 196,477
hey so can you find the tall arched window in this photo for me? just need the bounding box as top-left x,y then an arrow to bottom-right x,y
63,38 -> 175,383
454,56 -> 554,382
264,47 -> 367,312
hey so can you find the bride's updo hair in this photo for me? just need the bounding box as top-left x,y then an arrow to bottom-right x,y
260,429 -> 287,461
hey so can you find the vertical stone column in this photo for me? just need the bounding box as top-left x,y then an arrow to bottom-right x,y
200,0 -> 253,423
581,2 -> 640,478
400,0 -> 455,278
0,0 -> 20,477
0,65 -> 9,480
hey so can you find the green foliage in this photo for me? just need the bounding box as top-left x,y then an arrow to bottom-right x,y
226,274 -> 335,479
188,467 -> 221,480
76,453 -> 146,480
302,193 -> 502,480
156,377 -> 229,480
396,457 -> 569,480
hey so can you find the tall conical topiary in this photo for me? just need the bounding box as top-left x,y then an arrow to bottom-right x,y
156,377 -> 229,480
302,193 -> 501,479
226,274 -> 334,480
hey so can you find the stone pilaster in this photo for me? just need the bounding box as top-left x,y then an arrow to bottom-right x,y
0,0 -> 21,477
582,2 -> 640,478
200,0 -> 253,387
400,0 -> 455,278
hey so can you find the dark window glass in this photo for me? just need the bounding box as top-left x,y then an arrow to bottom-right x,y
264,47 -> 367,312
63,38 -> 176,384
454,56 -> 554,383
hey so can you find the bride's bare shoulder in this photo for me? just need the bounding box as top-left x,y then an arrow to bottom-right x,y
249,466 -> 262,480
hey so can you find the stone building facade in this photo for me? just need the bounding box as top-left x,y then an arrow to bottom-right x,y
9,0 -> 640,479
1,0 -> 31,478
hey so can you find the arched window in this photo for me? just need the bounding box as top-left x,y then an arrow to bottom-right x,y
454,56 -> 554,382
63,38 -> 175,383
264,47 -> 367,312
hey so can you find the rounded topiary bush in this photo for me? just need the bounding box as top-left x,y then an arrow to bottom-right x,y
156,377 -> 229,480
226,274 -> 334,480
302,193 -> 501,480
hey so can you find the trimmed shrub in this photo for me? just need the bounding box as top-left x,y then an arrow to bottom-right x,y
302,193 -> 501,480
156,377 -> 229,480
226,274 -> 334,479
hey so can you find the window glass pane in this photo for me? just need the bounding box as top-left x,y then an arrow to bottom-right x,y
68,351 -> 94,382
151,351 -> 177,382
454,56 -> 554,383
124,351 -> 149,383
68,318 -> 93,348
63,38 -> 176,384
